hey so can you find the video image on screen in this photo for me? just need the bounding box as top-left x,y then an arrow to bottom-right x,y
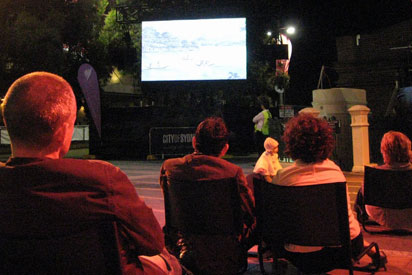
141,18 -> 247,81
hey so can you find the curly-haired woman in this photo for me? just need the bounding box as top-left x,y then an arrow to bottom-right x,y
272,113 -> 386,272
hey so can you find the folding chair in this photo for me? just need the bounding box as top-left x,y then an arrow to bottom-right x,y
361,165 -> 412,234
161,176 -> 248,275
0,221 -> 123,275
253,176 -> 381,275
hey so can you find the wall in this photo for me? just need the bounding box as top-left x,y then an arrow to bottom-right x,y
333,19 -> 412,163
334,19 -> 412,117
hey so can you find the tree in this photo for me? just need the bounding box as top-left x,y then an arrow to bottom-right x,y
0,0 -> 111,97
98,6 -> 141,73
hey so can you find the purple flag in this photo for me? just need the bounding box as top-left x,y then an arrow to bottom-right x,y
77,64 -> 101,138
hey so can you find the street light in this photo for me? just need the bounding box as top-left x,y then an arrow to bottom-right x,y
285,26 -> 295,35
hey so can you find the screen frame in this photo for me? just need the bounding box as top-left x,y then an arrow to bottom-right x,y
140,17 -> 248,83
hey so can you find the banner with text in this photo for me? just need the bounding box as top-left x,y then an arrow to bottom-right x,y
149,127 -> 196,156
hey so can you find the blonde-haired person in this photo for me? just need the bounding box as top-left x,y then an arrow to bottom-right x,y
355,131 -> 412,230
253,137 -> 282,182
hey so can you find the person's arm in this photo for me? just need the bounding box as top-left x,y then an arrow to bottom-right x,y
107,164 -> 164,256
252,111 -> 264,124
273,155 -> 283,173
264,175 -> 273,183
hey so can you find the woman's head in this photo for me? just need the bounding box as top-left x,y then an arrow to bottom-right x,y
257,95 -> 270,109
380,131 -> 411,165
282,114 -> 334,163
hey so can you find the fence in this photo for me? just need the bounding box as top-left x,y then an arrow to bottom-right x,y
0,125 -> 89,145
149,127 -> 196,158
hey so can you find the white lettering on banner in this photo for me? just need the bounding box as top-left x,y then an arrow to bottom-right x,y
162,133 -> 195,144
180,134 -> 195,143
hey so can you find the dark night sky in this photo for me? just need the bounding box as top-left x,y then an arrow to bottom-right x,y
261,0 -> 412,105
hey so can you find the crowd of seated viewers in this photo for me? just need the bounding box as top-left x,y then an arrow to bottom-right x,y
0,71 -> 397,274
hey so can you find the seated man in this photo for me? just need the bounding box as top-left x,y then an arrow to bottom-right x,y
355,130 -> 412,230
0,72 -> 180,274
160,117 -> 255,274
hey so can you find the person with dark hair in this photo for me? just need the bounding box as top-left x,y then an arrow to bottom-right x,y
253,95 -> 272,155
272,113 -> 386,271
0,72 -> 181,275
355,131 -> 412,229
192,117 -> 230,156
160,117 -> 255,274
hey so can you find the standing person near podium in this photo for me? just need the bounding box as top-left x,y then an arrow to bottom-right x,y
0,72 -> 181,275
253,95 -> 272,156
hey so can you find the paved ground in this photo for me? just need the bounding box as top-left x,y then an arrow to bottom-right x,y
110,159 -> 412,275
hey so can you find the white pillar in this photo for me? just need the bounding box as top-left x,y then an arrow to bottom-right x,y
348,105 -> 370,173
312,88 -> 367,171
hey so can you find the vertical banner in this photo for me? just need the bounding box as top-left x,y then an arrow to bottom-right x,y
77,64 -> 101,138
276,33 -> 292,74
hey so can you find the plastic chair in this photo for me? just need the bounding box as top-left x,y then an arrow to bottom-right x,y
253,176 -> 381,275
360,165 -> 412,234
161,176 -> 248,275
0,221 -> 123,275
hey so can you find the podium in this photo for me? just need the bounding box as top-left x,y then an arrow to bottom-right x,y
312,88 -> 367,171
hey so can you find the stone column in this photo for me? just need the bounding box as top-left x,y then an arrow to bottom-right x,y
348,105 -> 370,173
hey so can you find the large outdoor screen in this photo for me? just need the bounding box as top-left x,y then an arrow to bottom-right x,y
141,18 -> 247,81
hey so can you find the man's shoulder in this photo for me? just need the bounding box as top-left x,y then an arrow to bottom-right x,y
162,154 -> 242,177
34,158 -> 123,179
202,155 -> 243,172
162,155 -> 188,169
52,158 -> 116,169
1,158 -> 128,190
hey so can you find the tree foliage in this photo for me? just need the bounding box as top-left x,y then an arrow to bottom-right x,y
0,0 -> 111,97
98,8 -> 140,72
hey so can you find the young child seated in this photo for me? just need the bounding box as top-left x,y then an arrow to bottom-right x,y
253,137 -> 283,182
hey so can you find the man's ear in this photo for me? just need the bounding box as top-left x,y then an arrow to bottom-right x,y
192,136 -> 197,150
54,122 -> 74,158
218,143 -> 229,158
53,123 -> 67,144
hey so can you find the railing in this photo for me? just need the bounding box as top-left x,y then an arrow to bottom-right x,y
0,125 -> 89,145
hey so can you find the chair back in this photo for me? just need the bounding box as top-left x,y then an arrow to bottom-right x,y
0,221 -> 123,275
163,177 -> 242,235
364,165 -> 412,209
161,176 -> 247,274
254,178 -> 350,247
